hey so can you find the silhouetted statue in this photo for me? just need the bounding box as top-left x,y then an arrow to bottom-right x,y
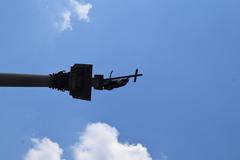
0,64 -> 143,100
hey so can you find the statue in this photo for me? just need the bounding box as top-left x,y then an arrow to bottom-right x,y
0,64 -> 143,100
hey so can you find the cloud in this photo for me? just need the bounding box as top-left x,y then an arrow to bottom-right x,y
24,138 -> 63,160
59,9 -> 72,32
70,0 -> 92,22
72,123 -> 152,160
24,123 -> 153,160
56,0 -> 92,32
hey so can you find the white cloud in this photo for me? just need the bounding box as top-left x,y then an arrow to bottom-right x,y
56,0 -> 92,32
59,9 -> 72,32
24,138 -> 63,160
70,0 -> 92,22
24,123 -> 153,160
72,123 -> 152,160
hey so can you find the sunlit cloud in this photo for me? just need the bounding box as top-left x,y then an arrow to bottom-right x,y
24,138 -> 63,160
72,123 -> 152,160
24,123 -> 153,160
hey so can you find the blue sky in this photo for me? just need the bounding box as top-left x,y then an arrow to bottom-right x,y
0,0 -> 240,160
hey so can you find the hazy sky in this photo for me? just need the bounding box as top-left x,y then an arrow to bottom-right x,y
0,0 -> 240,160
